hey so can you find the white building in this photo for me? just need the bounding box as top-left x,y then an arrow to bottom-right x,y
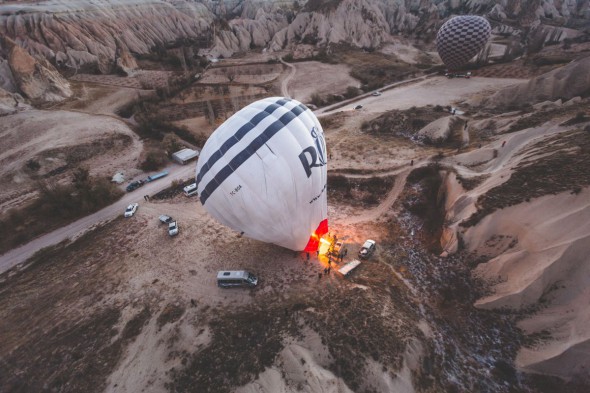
172,148 -> 199,165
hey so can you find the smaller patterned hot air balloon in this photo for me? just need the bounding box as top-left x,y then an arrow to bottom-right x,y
436,15 -> 491,71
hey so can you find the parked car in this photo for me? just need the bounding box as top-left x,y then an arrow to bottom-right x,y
159,215 -> 173,224
217,270 -> 258,288
124,203 -> 138,217
183,183 -> 198,197
126,180 -> 144,192
358,239 -> 376,259
371,91 -> 382,96
354,104 -> 363,110
445,71 -> 471,79
168,221 -> 179,236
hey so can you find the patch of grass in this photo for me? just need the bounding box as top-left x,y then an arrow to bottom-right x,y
456,174 -> 490,191
167,303 -> 300,393
117,73 -> 210,149
506,100 -> 589,133
401,165 -> 445,253
0,169 -> 123,254
311,45 -> 422,90
41,135 -> 133,166
0,217 -> 157,393
168,266 -> 418,393
560,111 -> 590,126
522,373 -> 590,393
157,303 -> 186,328
304,0 -> 341,12
508,113 -> 551,133
139,146 -> 169,171
122,307 -> 152,340
338,48 -> 420,91
328,174 -> 396,207
320,112 -> 347,130
361,105 -> 448,139
152,178 -> 195,200
0,307 -> 124,393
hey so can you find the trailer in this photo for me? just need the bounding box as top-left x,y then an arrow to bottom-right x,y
338,259 -> 362,277
145,170 -> 169,182
172,148 -> 199,165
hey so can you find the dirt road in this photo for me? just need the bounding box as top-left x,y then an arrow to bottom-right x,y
280,59 -> 296,98
0,75 -> 526,275
341,168 -> 412,225
316,76 -> 522,116
0,164 -> 197,274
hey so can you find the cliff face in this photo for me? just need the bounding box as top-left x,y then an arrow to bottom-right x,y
0,35 -> 71,103
0,0 -> 588,103
211,2 -> 292,58
269,0 -> 590,50
483,56 -> 590,108
0,87 -> 29,116
1,0 -> 587,72
0,0 -> 216,74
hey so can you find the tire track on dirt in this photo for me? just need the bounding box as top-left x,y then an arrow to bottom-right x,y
280,59 -> 296,98
341,167 -> 412,225
0,164 -> 196,274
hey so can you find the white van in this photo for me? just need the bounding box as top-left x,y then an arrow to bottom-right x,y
217,270 -> 258,288
183,182 -> 198,197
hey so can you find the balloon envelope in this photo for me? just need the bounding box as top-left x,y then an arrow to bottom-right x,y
436,15 -> 491,70
195,97 -> 328,251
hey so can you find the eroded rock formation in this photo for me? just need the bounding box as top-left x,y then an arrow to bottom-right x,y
484,56 -> 590,108
0,35 -> 71,103
0,87 -> 29,116
1,0 -> 588,77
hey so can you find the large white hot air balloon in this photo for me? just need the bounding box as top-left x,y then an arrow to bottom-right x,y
195,97 -> 328,252
436,15 -> 491,71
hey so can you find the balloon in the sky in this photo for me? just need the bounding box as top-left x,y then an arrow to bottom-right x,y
195,97 -> 328,252
436,15 -> 491,70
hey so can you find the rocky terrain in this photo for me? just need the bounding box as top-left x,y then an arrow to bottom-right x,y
482,55 -> 590,109
0,35 -> 71,104
0,1 -> 590,392
1,0 -> 589,102
435,59 -> 590,382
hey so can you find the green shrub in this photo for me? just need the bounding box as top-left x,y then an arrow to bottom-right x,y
25,159 -> 41,172
0,169 -> 123,254
344,86 -> 361,98
140,149 -> 168,171
310,93 -> 324,107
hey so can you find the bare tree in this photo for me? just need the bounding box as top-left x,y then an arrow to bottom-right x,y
206,100 -> 215,125
220,97 -> 228,120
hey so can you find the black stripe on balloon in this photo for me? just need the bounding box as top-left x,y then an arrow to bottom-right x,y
200,103 -> 307,205
196,98 -> 291,188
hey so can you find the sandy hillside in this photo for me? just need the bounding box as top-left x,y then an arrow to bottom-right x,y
467,189 -> 590,377
1,193 -> 428,393
286,61 -> 361,103
0,110 -> 142,210
2,49 -> 590,393
438,102 -> 590,381
353,76 -> 523,113
59,82 -> 153,116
